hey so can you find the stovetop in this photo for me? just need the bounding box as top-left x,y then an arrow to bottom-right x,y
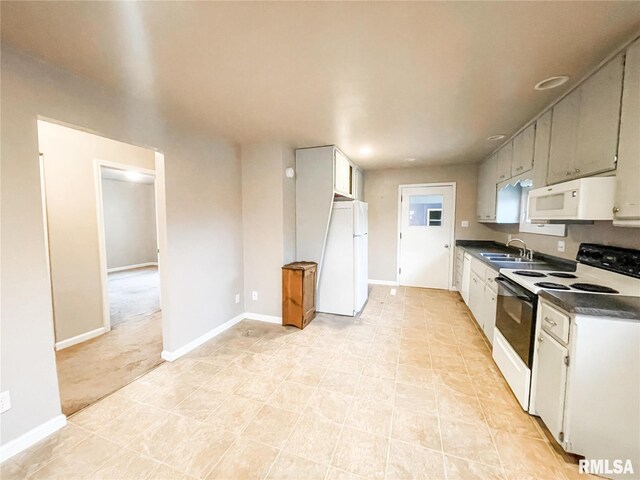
501,244 -> 640,297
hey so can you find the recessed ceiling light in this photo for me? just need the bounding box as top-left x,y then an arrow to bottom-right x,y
359,146 -> 373,156
487,134 -> 506,141
404,158 -> 416,162
534,75 -> 569,91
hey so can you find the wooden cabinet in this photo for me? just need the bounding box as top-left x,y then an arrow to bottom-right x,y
496,141 -> 513,182
534,328 -> 568,444
476,154 -> 497,222
548,54 -> 624,184
614,39 -> 640,226
282,262 -> 317,329
512,123 -> 535,176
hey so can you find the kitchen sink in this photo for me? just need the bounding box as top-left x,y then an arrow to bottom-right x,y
490,258 -> 544,264
480,252 -> 513,257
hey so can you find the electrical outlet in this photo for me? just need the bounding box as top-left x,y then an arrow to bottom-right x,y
235,294 -> 240,304
390,288 -> 397,296
0,391 -> 11,414
252,291 -> 258,301
461,220 -> 469,228
557,240 -> 565,253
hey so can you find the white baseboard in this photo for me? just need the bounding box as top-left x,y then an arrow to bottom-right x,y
107,262 -> 158,273
55,327 -> 106,351
243,312 -> 282,324
368,279 -> 399,286
0,414 -> 67,463
161,313 -> 245,362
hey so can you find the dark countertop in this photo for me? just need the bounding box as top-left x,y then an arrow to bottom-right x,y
455,240 -> 576,272
539,290 -> 640,321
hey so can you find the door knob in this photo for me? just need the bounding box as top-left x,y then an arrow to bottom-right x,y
444,244 -> 449,248
613,206 -> 620,214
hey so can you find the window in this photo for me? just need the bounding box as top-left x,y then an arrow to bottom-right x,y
409,195 -> 443,226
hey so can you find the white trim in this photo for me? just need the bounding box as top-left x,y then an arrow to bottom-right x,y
107,262 -> 158,273
243,312 -> 282,324
0,414 -> 67,463
54,327 -> 106,351
396,182 -> 457,289
368,279 -> 399,286
161,313 -> 245,361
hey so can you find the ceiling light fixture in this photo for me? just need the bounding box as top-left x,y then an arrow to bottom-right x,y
359,146 -> 373,156
124,170 -> 145,182
487,134 -> 506,141
534,75 -> 569,91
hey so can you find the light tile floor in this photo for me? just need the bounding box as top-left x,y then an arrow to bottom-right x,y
3,286 -> 595,480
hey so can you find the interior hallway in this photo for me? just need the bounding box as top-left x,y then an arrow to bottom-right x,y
4,286 -> 594,480
108,266 -> 160,326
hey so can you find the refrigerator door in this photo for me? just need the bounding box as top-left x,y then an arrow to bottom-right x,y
354,201 -> 368,236
354,233 -> 369,313
317,204 -> 356,315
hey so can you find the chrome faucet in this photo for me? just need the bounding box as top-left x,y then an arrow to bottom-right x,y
506,238 -> 534,260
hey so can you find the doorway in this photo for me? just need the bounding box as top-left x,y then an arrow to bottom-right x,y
397,183 -> 455,289
38,120 -> 166,415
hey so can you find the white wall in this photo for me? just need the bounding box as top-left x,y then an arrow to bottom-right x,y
1,45 -> 244,447
102,178 -> 158,270
38,121 -> 157,343
241,143 -> 296,317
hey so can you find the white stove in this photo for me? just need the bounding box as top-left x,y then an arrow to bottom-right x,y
501,262 -> 640,296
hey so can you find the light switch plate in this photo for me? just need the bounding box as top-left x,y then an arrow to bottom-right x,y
461,220 -> 469,227
558,240 -> 565,253
235,294 -> 240,304
252,291 -> 258,301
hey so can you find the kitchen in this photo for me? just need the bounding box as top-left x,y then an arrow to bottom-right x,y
2,3 -> 640,479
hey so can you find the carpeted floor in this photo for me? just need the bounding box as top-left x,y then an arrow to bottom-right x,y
56,311 -> 163,415
56,266 -> 163,416
108,266 -> 160,325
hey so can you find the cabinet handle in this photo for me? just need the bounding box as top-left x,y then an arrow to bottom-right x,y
566,171 -> 572,176
574,168 -> 580,174
499,175 -> 505,179
516,166 -> 523,171
613,206 -> 620,214
544,317 -> 557,327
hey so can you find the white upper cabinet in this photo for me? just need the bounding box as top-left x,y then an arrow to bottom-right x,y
531,110 -> 552,189
548,88 -> 581,184
334,149 -> 353,197
512,123 -> 536,175
496,141 -> 513,182
548,53 -> 624,184
575,53 -> 624,177
353,167 -> 365,201
477,154 -> 497,222
614,39 -> 640,225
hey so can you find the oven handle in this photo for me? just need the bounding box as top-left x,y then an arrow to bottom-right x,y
495,276 -> 536,303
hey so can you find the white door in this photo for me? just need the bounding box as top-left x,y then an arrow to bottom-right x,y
399,185 -> 454,289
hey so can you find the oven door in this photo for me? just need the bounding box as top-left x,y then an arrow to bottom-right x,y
495,276 -> 538,368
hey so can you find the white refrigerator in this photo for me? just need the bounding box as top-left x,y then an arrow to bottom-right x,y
317,200 -> 368,316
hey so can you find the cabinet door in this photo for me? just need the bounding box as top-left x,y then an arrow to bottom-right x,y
615,39 -> 640,222
468,272 -> 484,327
476,159 -> 488,220
477,154 -> 497,222
496,141 -> 513,182
353,167 -> 365,201
334,150 -> 352,195
512,123 -> 535,175
575,54 -> 624,178
534,330 -> 568,443
482,286 -> 497,345
531,110 -> 552,189
548,89 -> 580,184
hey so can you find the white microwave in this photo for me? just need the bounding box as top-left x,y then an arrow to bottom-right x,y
528,177 -> 616,221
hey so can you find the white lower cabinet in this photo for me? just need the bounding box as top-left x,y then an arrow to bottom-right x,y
534,329 -> 568,444
465,256 -> 498,345
461,253 -> 471,304
482,284 -> 497,345
468,271 -> 484,322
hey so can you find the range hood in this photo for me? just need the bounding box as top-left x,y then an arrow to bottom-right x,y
528,177 -> 616,221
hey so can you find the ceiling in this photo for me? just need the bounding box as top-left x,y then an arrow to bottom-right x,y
2,2 -> 639,169
101,167 -> 155,185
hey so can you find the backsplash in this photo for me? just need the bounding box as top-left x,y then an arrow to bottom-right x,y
486,221 -> 640,260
